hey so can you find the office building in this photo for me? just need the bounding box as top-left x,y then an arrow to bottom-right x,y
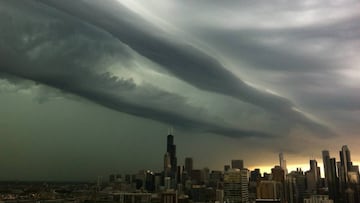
303,195 -> 333,203
256,180 -> 282,201
306,160 -> 321,194
232,160 -> 244,169
270,166 -> 285,202
286,169 -> 306,203
167,134 -> 178,177
161,191 -> 178,203
224,168 -> 249,203
271,166 -> 285,183
209,170 -> 223,188
279,153 -> 288,175
185,157 -> 193,175
164,152 -> 172,177
338,145 -> 360,202
322,150 -> 339,201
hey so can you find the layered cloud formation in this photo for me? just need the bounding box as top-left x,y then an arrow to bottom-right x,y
0,0 -> 347,139
1,0 -> 360,180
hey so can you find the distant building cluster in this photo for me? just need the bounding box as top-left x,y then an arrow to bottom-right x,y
104,134 -> 360,203
1,134 -> 359,203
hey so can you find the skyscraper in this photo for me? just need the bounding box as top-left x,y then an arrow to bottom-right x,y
164,152 -> 171,176
322,150 -> 339,201
279,152 -> 288,175
224,168 -> 249,203
322,150 -> 331,184
286,169 -> 306,203
271,165 -> 286,202
166,134 -> 177,177
272,166 -> 285,183
305,159 -> 321,193
185,157 -> 193,175
232,160 -> 244,169
338,145 -> 360,202
339,145 -> 352,185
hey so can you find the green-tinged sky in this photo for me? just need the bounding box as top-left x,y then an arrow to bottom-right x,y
0,0 -> 359,180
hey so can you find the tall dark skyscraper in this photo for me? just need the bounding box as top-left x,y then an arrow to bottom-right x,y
164,152 -> 171,176
166,134 -> 177,177
339,145 -> 352,184
185,157 -> 193,175
231,160 -> 244,169
322,150 -> 339,201
305,159 -> 321,193
338,145 -> 360,202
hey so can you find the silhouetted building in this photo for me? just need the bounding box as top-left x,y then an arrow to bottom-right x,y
263,173 -> 271,180
257,180 -> 282,201
339,145 -> 352,185
250,169 -> 261,182
177,166 -> 183,185
271,166 -> 285,202
322,150 -> 339,201
209,170 -> 223,188
190,185 -> 215,202
286,169 -> 306,203
164,152 -> 172,177
271,166 -> 285,183
224,165 -> 231,172
145,170 -> 155,192
305,160 -> 321,194
167,134 -> 178,178
184,157 -> 193,176
250,169 -> 262,202
191,170 -> 202,185
201,168 -> 210,185
232,160 -> 244,169
338,145 -> 360,202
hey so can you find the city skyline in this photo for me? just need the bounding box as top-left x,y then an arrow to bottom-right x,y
0,130 -> 359,181
0,0 -> 360,181
1,134 -> 359,202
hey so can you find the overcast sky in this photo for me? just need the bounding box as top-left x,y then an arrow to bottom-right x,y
0,0 -> 359,181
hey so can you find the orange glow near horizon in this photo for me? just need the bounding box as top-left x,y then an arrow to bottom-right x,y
249,164 -> 309,173
249,163 -> 319,177
250,161 -> 360,178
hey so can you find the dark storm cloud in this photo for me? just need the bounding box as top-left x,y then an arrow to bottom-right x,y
195,15 -> 360,72
33,0 -> 335,137
191,14 -> 360,72
0,0 -> 276,138
197,30 -> 332,72
0,57 -> 273,139
297,88 -> 360,111
261,15 -> 360,42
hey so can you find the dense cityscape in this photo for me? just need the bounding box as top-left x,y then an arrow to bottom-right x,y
1,134 -> 359,203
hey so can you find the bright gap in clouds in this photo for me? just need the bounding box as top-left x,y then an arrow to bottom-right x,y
115,0 -> 178,34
